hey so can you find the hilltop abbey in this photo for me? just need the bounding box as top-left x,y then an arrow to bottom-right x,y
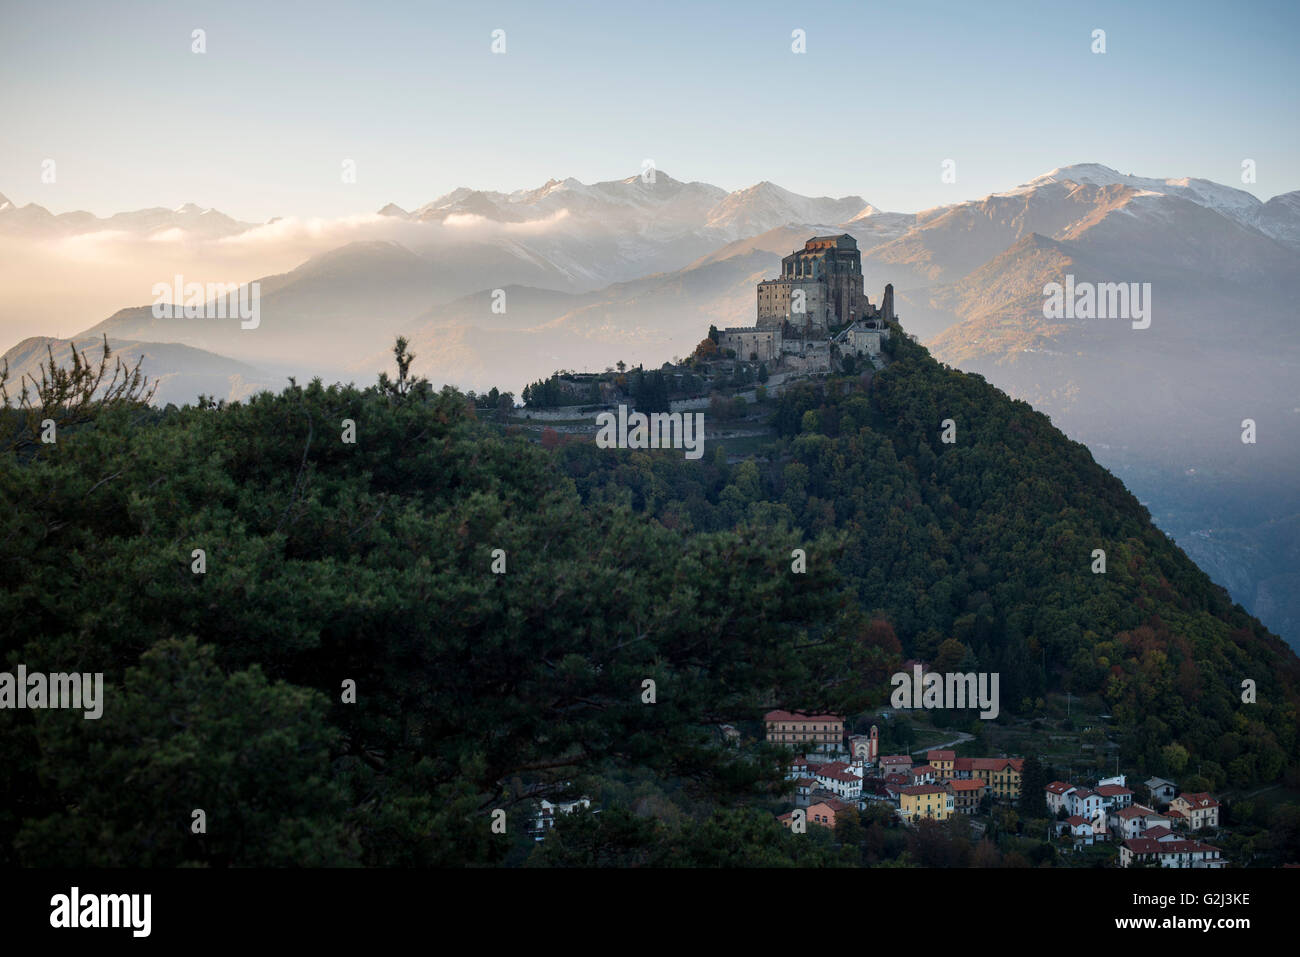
715,234 -> 892,371
520,233 -> 899,414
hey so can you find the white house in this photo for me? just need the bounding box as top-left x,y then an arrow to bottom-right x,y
1139,825 -> 1180,843
1096,783 -> 1134,809
787,756 -> 815,781
1121,838 -> 1226,869
533,797 -> 592,841
1111,804 -> 1169,840
906,764 -> 936,786
1062,816 -> 1095,846
1145,777 -> 1177,805
1068,787 -> 1104,821
1046,781 -> 1076,816
814,761 -> 863,801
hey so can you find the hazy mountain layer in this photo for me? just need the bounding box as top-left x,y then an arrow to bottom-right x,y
4,163 -> 1299,647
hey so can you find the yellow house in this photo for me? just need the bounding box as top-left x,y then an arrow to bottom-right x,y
899,784 -> 954,822
926,750 -> 955,780
966,758 -> 1024,801
1168,793 -> 1219,831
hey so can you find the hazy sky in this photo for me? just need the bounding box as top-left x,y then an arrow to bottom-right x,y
1,0 -> 1297,221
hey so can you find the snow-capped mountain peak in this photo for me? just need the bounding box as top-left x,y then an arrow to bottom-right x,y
1026,163 -> 1264,228
704,180 -> 871,237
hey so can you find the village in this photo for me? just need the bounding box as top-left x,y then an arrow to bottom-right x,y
527,700 -> 1233,869
761,709 -> 1228,868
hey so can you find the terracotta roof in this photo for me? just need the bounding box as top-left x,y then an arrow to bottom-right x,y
1142,826 -> 1176,840
947,779 -> 987,792
1116,805 -> 1158,820
811,798 -> 851,813
1065,816 -> 1088,827
818,767 -> 860,783
880,755 -> 912,764
1123,838 -> 1161,854
970,757 -> 1024,772
1096,785 -> 1132,797
1176,792 -> 1219,809
1125,838 -> 1220,855
926,750 -> 955,761
765,710 -> 843,723
1071,788 -> 1098,800
900,784 -> 948,796
1047,781 -> 1076,795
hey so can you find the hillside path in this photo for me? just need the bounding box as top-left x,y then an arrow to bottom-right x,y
911,731 -> 973,756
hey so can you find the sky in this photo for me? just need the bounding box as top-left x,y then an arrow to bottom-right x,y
1,0 -> 1298,221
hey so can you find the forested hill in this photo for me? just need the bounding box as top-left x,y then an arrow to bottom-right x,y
0,332 -> 1296,867
553,331 -> 1299,787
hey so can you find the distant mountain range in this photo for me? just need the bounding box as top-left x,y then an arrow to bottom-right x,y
0,191 -> 259,239
3,163 -> 1298,648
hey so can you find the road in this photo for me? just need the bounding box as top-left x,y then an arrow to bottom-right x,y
910,731 -> 973,756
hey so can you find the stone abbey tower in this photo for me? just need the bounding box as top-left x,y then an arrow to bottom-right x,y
713,233 -> 892,367
756,234 -> 866,335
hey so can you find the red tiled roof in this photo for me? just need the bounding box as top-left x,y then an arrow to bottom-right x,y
901,784 -> 948,796
1125,838 -> 1219,855
1065,815 -> 1088,827
926,750 -> 955,761
1176,792 -> 1219,809
947,778 -> 986,792
970,757 -> 1024,772
810,798 -> 850,813
1116,805 -> 1158,820
1123,838 -> 1161,854
1096,785 -> 1132,796
1046,781 -> 1075,795
819,767 -> 860,783
765,710 -> 843,724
